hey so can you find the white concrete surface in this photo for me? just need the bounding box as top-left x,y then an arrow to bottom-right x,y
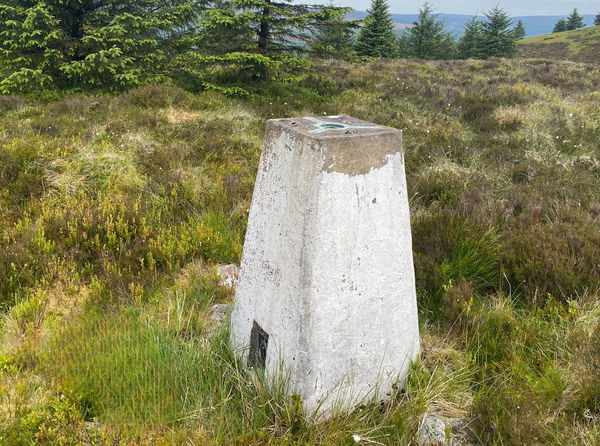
230,115 -> 420,415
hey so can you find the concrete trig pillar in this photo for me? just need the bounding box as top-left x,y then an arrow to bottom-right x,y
230,115 -> 419,414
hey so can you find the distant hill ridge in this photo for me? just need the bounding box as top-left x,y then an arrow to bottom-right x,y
347,12 -> 597,38
518,26 -> 600,64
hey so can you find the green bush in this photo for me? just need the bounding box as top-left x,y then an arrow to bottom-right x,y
412,213 -> 501,315
464,298 -> 518,370
471,384 -> 550,445
0,392 -> 88,446
0,0 -> 201,93
503,219 -> 600,303
566,323 -> 600,415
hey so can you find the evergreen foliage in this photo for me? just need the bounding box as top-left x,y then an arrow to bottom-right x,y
458,17 -> 484,59
566,8 -> 585,30
513,20 -> 526,39
0,0 -> 570,93
553,19 -> 568,33
190,0 -> 349,93
398,3 -> 456,59
554,9 -> 586,33
194,0 -> 256,55
309,7 -> 359,59
479,7 -> 518,58
0,0 -> 202,93
228,0 -> 344,54
354,0 -> 398,58
595,12 -> 600,26
458,9 -> 519,60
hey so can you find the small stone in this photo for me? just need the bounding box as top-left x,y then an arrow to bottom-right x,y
418,414 -> 448,446
417,413 -> 472,446
209,304 -> 230,322
216,264 -> 240,289
84,420 -> 102,432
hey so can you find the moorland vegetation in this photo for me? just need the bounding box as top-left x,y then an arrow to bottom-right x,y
520,25 -> 600,64
1,57 -> 599,444
0,0 -> 599,444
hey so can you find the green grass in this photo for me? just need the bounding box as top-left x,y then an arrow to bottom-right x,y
0,58 -> 600,444
519,25 -> 600,63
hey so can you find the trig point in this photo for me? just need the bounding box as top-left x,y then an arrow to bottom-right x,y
230,115 -> 419,414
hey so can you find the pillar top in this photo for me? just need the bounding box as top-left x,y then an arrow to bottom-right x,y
269,115 -> 401,139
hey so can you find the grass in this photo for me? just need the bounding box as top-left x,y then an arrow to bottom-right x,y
0,57 -> 599,444
519,25 -> 600,64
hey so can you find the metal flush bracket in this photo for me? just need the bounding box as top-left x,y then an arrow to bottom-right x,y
305,117 -> 382,134
249,321 -> 269,369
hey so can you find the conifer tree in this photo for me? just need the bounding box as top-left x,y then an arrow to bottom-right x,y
195,0 -> 256,55
227,0 -> 345,54
553,18 -> 568,33
566,8 -> 585,30
186,0 -> 349,93
458,17 -> 484,59
309,6 -> 359,59
0,0 -> 202,93
398,3 -> 456,59
513,20 -> 526,39
354,0 -> 398,58
595,12 -> 600,26
480,7 -> 517,58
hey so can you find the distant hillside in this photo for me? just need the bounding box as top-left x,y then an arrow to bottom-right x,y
518,26 -> 600,64
348,12 -> 597,38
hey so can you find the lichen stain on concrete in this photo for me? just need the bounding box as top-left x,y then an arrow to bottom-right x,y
320,132 -> 403,176
262,116 -> 403,177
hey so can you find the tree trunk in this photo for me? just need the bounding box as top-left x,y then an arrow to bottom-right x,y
257,0 -> 271,53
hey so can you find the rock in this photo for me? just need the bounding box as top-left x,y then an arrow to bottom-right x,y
417,413 -> 471,446
84,421 -> 98,430
216,264 -> 240,289
209,303 -> 230,323
83,420 -> 102,439
418,414 -> 448,446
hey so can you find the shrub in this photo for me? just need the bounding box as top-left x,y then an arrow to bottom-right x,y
471,384 -> 550,445
412,213 -> 501,314
0,95 -> 26,111
566,323 -> 600,415
0,390 -> 88,445
503,219 -> 600,303
464,297 -> 518,370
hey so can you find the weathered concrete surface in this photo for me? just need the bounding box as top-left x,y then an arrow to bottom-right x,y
230,115 -> 419,414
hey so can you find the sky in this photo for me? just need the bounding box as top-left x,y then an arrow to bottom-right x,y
334,0 -> 599,16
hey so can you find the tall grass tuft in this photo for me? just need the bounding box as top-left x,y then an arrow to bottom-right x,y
440,229 -> 500,293
42,308 -> 216,429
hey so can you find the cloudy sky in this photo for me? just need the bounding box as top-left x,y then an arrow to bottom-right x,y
336,0 -> 599,15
